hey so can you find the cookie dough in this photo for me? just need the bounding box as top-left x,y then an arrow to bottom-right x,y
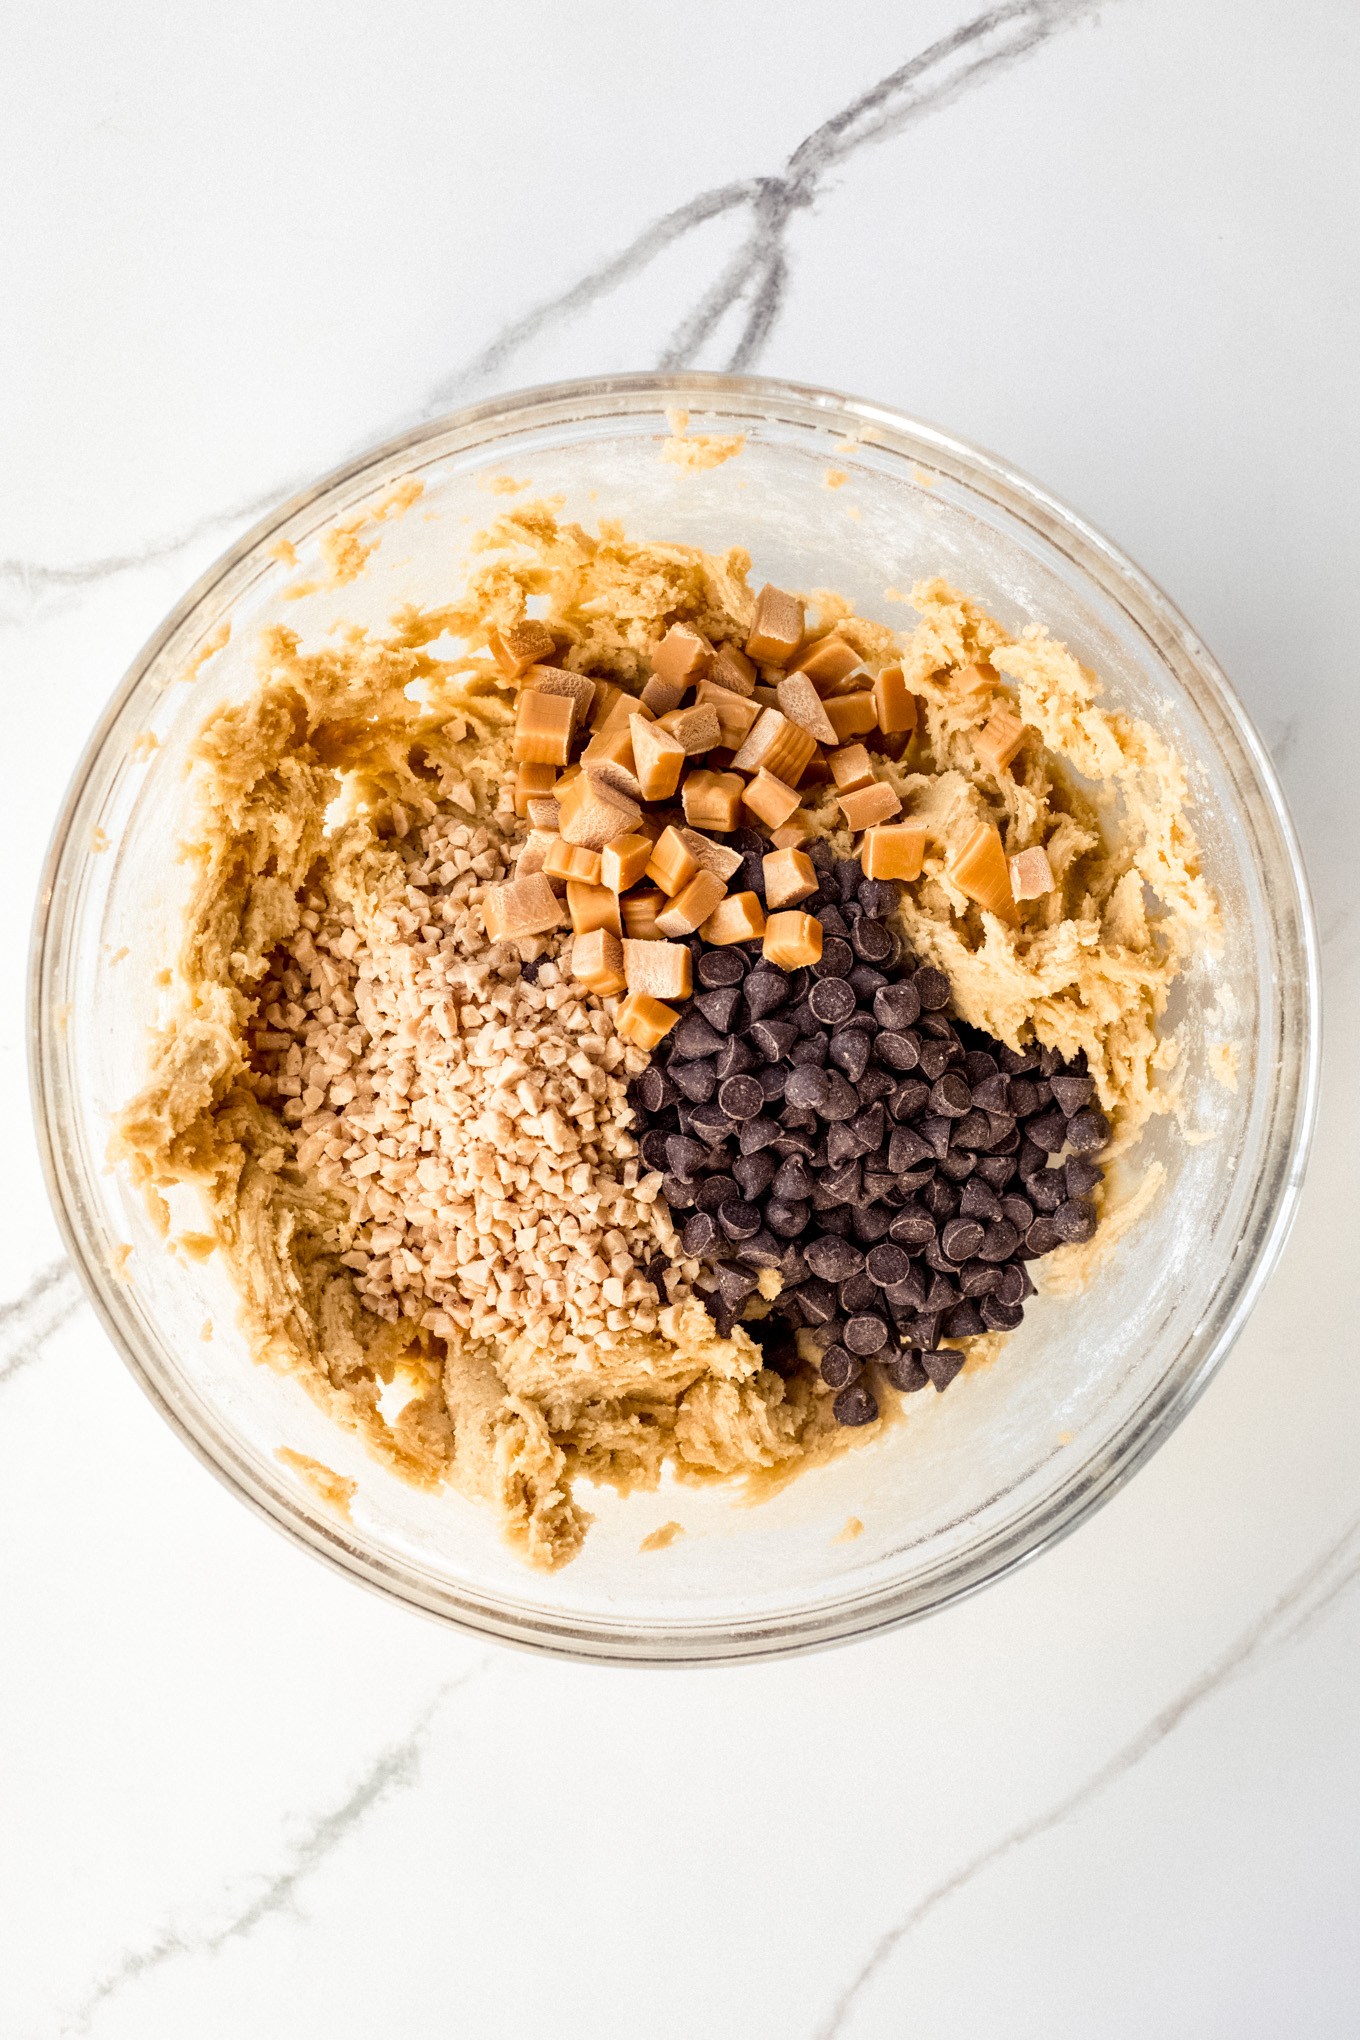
113,506 -> 1217,1567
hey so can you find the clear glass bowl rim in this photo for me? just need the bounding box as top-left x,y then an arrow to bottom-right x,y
29,370 -> 1323,1665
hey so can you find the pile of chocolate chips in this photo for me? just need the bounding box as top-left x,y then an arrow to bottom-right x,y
625,835 -> 1109,1427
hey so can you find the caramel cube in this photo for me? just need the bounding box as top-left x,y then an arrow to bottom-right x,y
593,688 -> 651,736
770,811 -> 818,849
839,781 -> 902,831
741,769 -> 802,829
651,623 -> 713,689
655,870 -> 726,937
544,838 -> 602,885
762,847 -> 819,909
695,678 -> 761,748
950,821 -> 1018,921
639,672 -> 686,715
572,926 -> 626,996
823,692 -> 878,743
800,745 -> 833,788
522,664 -> 596,725
746,584 -> 805,665
558,769 -> 641,850
954,661 -> 997,692
790,633 -> 862,690
620,889 -> 667,939
655,702 -> 722,754
731,707 -> 817,785
645,826 -> 700,898
589,679 -> 628,731
483,873 -> 563,941
580,722 -> 643,805
873,666 -> 918,736
629,713 -> 687,802
615,993 -> 680,1051
488,618 -> 557,678
676,828 -> 744,881
525,795 -> 561,831
775,673 -> 839,747
513,689 -> 574,766
1009,845 -> 1055,900
513,761 -> 557,817
567,881 -> 622,936
681,769 -> 745,832
600,833 -> 654,892
751,685 -> 782,710
712,642 -> 757,696
974,709 -> 1026,775
623,939 -> 693,1001
699,891 -> 766,945
763,910 -> 823,969
827,743 -> 875,793
862,822 -> 928,881
515,828 -> 557,878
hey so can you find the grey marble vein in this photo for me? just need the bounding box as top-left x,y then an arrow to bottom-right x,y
60,1662 -> 491,2037
0,1259 -> 85,1388
2,0 -> 1101,619
813,1507 -> 1360,2039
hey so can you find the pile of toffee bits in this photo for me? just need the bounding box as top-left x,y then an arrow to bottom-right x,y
626,835 -> 1110,1427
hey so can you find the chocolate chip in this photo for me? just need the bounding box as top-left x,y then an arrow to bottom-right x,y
672,1059 -> 717,1102
718,1199 -> 764,1241
1026,1168 -> 1065,1213
1052,1197 -> 1098,1243
888,1205 -> 936,1248
981,1294 -> 1024,1332
1066,1106 -> 1110,1153
815,904 -> 849,938
1065,1156 -> 1104,1198
663,1134 -> 706,1177
714,1260 -> 761,1307
921,1346 -> 965,1391
733,1151 -> 778,1199
689,1101 -> 738,1143
832,857 -> 860,902
820,1344 -> 861,1388
865,1242 -> 912,1287
1007,1078 -> 1042,1118
757,1066 -> 788,1103
940,1216 -> 985,1263
742,969 -> 789,1020
1038,1044 -> 1063,1078
738,1114 -> 782,1154
737,1228 -> 783,1269
943,1301 -> 987,1339
1026,1110 -> 1069,1154
748,1018 -> 796,1063
924,1271 -> 959,1313
976,1154 -> 1017,1190
783,1066 -> 827,1113
976,1219 -> 1020,1261
857,878 -> 898,918
915,1039 -> 952,1081
717,1074 -> 764,1121
673,1010 -> 727,1060
682,1210 -> 719,1255
771,1155 -> 813,1202
959,1178 -> 1002,1222
829,1030 -> 872,1083
833,1382 -> 879,1426
713,1036 -> 758,1082
695,947 -> 747,989
805,1235 -> 864,1282
839,1272 -> 879,1314
885,1346 -> 930,1392
662,1173 -> 696,1208
999,1043 -> 1040,1074
812,936 -> 854,979
870,1031 -> 917,1073
844,1312 -> 889,1355
884,1265 -> 928,1314
994,1264 -> 1028,1306
635,1066 -> 678,1115
766,1198 -> 811,1238
1026,1215 -> 1062,1255
694,985 -> 743,1032
929,1072 -> 971,1119
809,977 -> 856,1026
913,966 -> 951,1011
872,981 -> 920,1031
1050,1071 -> 1095,1115
888,1077 -> 931,1122
639,1129 -> 673,1172
790,1277 -> 838,1325
850,918 -> 895,964
958,1260 -> 1002,1297
789,1034 -> 829,1069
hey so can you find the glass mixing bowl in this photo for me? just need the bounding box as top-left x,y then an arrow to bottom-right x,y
30,373 -> 1320,1663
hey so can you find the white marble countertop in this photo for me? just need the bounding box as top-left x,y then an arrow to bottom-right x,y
4,2 -> 1358,2033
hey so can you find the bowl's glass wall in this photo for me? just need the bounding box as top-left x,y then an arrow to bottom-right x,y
31,376 -> 1318,1661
